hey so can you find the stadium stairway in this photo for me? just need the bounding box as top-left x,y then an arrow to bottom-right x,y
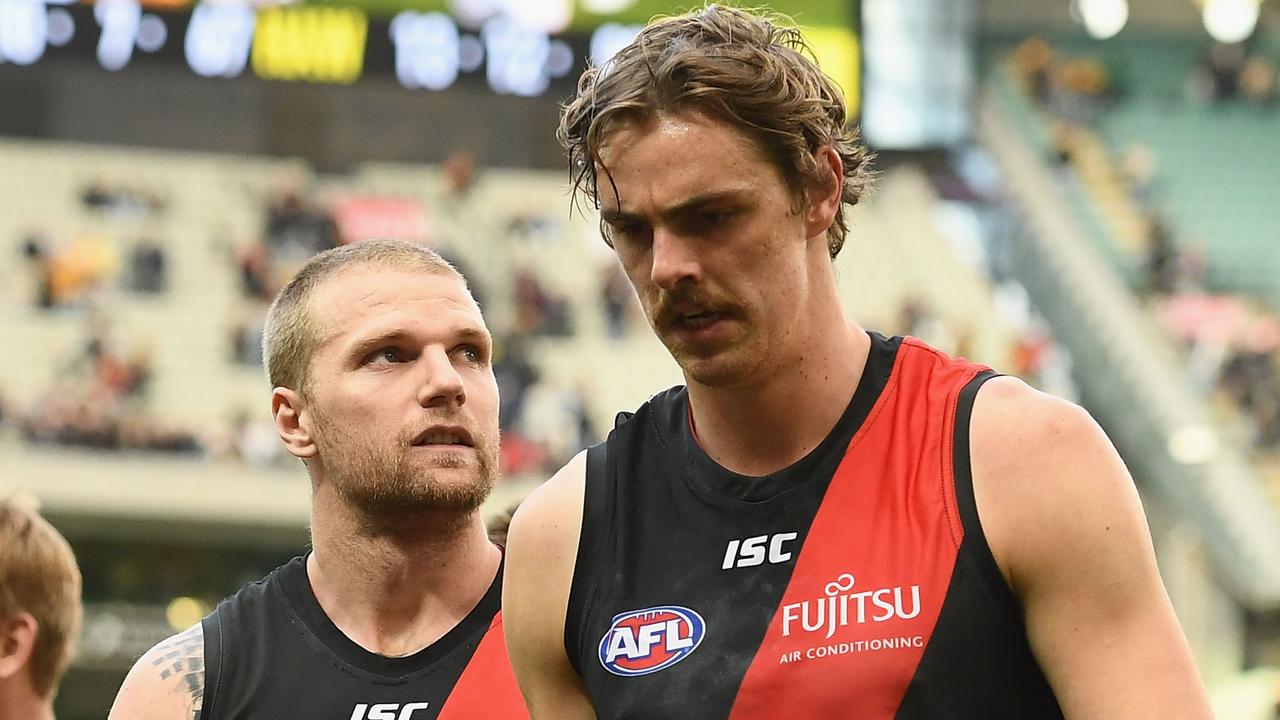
979,81 -> 1280,678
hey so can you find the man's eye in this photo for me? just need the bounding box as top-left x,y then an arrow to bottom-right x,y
459,346 -> 482,363
370,348 -> 403,364
699,210 -> 733,226
610,223 -> 649,244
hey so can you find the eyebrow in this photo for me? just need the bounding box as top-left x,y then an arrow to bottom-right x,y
344,326 -> 491,361
599,189 -> 752,225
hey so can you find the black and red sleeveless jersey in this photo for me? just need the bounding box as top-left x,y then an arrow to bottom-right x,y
565,333 -> 1066,719
200,554 -> 527,720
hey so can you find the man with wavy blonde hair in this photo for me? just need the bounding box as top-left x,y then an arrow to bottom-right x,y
0,494 -> 82,720
504,5 -> 1211,719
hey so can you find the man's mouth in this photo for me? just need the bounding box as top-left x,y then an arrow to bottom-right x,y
411,426 -> 475,447
674,310 -> 725,329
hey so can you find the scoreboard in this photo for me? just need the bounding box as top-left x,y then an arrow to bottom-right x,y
0,1 -> 865,167
0,0 -> 860,107
0,1 -> 630,96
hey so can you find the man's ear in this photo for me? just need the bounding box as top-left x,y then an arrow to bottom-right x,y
0,612 -> 38,682
272,387 -> 318,460
803,145 -> 844,240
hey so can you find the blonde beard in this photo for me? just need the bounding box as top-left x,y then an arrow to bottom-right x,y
309,405 -> 498,521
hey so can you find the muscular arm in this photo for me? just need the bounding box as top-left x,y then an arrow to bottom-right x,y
971,377 -> 1213,719
108,622 -> 206,720
502,451 -> 597,720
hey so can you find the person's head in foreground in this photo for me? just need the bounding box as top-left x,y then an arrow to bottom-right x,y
0,494 -> 82,720
560,3 -> 873,387
263,238 -> 501,527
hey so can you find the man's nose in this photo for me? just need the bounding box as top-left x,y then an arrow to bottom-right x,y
649,227 -> 701,290
416,349 -> 466,409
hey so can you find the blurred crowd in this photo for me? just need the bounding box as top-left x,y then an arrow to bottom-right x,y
17,321 -> 200,454
9,153 -> 629,481
1010,36 -> 1280,455
12,178 -> 192,453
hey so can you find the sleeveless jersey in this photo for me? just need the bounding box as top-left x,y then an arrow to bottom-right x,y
565,333 -> 1066,719
200,554 -> 527,720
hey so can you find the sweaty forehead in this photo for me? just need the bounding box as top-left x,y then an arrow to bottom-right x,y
595,113 -> 779,211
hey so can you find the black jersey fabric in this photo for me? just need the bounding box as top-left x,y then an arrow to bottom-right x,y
199,554 -> 525,720
564,333 -> 1065,719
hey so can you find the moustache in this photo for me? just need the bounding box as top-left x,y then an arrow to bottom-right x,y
653,288 -> 733,328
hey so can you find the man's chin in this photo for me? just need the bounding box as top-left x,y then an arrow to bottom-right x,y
673,348 -> 754,388
338,474 -> 494,520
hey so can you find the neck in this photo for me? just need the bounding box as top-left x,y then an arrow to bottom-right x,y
306,486 -> 501,658
687,283 -> 869,477
0,686 -> 55,720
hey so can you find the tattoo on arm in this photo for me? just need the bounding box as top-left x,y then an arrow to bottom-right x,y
149,624 -> 205,720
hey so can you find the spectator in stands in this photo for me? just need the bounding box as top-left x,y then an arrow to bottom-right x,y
896,296 -> 957,354
235,240 -> 275,301
20,231 -> 55,310
230,307 -> 267,367
1011,36 -> 1054,104
1145,214 -> 1179,296
444,149 -> 477,200
518,378 -> 596,471
80,179 -> 166,220
125,235 -> 167,294
1120,142 -> 1158,208
80,179 -> 114,210
513,267 -> 573,337
1050,57 -> 1113,124
265,187 -> 339,269
493,335 -> 537,427
0,494 -> 82,720
1240,55 -> 1278,106
1219,321 -> 1280,449
601,263 -> 634,339
27,233 -> 119,309
20,330 -> 198,455
1187,43 -> 1248,103
228,410 -> 284,467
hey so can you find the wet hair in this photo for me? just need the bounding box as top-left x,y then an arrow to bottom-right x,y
559,3 -> 873,259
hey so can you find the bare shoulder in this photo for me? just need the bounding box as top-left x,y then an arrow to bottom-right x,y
109,622 -> 207,720
969,375 -> 1121,492
968,370 -> 1212,715
503,450 -> 597,719
967,376 -> 1145,593
969,375 -> 1102,456
506,448 -> 588,568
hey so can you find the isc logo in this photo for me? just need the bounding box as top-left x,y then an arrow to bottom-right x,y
721,532 -> 798,570
349,702 -> 430,720
598,605 -> 706,677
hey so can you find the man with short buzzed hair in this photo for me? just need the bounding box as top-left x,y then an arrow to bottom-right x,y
111,238 -> 527,720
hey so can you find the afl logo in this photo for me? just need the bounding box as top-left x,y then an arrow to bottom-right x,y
598,605 -> 706,677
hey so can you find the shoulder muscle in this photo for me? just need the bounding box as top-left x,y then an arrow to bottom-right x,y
502,450 -> 596,719
969,376 -> 1212,717
109,622 -> 207,720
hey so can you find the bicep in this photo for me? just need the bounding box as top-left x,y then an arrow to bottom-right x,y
502,453 -> 597,720
972,381 -> 1212,719
108,623 -> 207,720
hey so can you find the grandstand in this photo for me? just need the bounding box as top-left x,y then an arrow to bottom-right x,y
2,0 -> 1280,717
